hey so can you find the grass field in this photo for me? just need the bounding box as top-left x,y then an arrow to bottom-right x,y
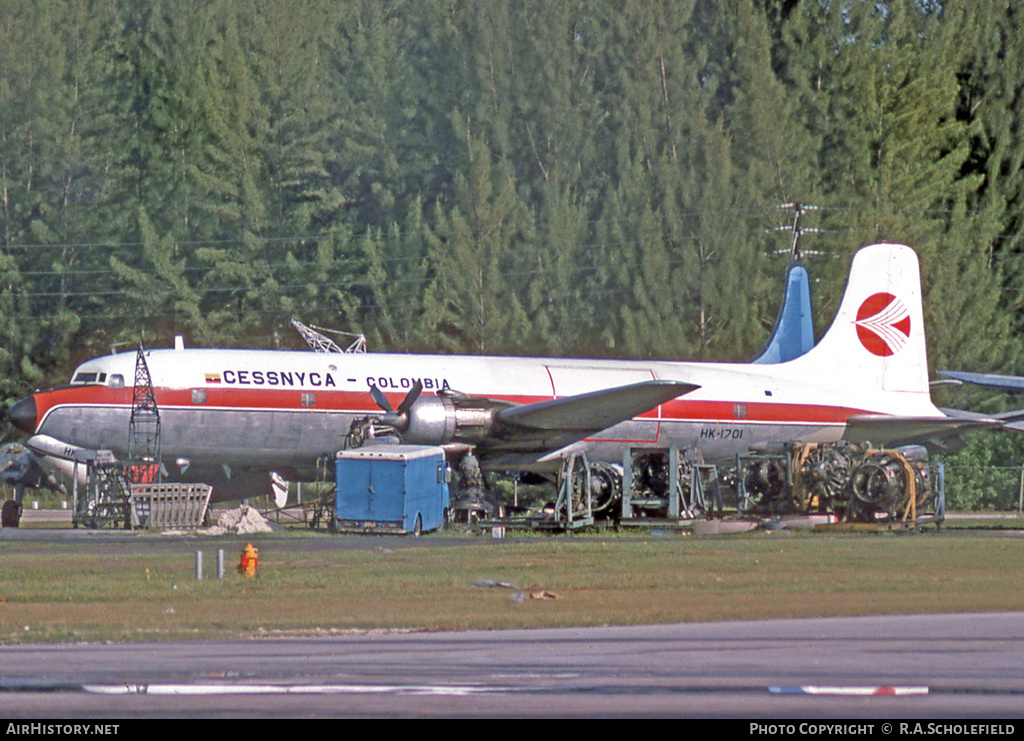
0,524 -> 1022,644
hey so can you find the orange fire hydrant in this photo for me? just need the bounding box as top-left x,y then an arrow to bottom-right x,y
239,543 -> 258,578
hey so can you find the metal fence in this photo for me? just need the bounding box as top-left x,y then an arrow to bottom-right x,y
941,465 -> 1024,512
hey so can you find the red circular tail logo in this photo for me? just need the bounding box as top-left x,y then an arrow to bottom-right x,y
855,293 -> 911,357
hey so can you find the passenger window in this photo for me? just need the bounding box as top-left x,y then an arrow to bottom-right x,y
192,389 -> 207,405
109,374 -> 125,389
301,392 -> 316,408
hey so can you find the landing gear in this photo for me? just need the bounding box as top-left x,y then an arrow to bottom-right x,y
1,499 -> 21,528
0,444 -> 59,527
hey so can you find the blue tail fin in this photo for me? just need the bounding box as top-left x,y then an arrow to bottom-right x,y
751,261 -> 814,364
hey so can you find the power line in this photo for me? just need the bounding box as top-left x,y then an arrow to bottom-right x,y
0,203 -> 870,254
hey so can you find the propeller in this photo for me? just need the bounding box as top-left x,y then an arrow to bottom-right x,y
369,384 -> 393,413
369,380 -> 423,433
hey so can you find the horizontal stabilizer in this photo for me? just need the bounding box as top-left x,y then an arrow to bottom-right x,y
998,411 -> 1024,432
844,412 -> 1003,452
942,406 -> 1024,433
496,380 -> 697,433
938,370 -> 1024,391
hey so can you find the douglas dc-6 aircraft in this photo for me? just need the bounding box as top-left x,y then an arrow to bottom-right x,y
6,243 -> 1007,520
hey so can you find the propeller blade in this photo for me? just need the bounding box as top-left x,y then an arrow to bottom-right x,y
369,383 -> 393,413
397,379 -> 423,416
367,380 -> 423,436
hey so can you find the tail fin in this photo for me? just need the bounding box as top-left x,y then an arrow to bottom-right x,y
751,261 -> 815,364
786,244 -> 930,398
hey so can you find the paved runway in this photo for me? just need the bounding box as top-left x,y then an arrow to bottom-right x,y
3,517 -> 1022,717
1,612 -> 1022,718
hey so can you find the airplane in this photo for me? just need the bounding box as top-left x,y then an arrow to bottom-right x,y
0,443 -> 64,525
935,370 -> 1024,433
938,370 -> 1024,393
4,243 -> 1005,526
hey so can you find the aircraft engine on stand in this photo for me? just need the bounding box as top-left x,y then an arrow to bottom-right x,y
738,443 -> 939,524
846,448 -> 933,523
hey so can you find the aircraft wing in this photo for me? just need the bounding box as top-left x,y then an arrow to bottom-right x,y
997,413 -> 1024,433
843,412 -> 1003,453
938,370 -> 1024,391
941,406 -> 1024,433
494,380 -> 698,435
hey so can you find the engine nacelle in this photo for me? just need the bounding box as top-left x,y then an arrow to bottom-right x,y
402,395 -> 497,446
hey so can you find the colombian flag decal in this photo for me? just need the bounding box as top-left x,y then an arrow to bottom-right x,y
205,373 -> 221,384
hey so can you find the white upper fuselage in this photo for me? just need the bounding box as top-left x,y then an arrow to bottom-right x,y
31,340 -> 942,472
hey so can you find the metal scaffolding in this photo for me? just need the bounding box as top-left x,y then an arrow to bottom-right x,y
127,342 -> 161,484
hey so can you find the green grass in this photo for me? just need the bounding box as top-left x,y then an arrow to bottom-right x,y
0,527 -> 1022,644
942,515 -> 1024,529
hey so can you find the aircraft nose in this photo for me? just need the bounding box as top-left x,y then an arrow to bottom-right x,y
8,396 -> 38,434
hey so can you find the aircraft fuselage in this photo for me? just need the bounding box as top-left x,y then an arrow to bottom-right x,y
23,346 -> 916,480
9,244 -> 958,502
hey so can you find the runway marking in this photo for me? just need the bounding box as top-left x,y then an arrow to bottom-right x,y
769,686 -> 929,696
80,683 -> 502,696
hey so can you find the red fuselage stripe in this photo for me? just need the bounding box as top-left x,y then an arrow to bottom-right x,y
31,384 -> 865,429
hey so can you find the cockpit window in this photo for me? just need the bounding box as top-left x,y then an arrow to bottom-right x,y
72,372 -> 115,386
71,372 -> 114,384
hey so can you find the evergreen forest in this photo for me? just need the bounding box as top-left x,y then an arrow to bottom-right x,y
4,0 -> 1024,490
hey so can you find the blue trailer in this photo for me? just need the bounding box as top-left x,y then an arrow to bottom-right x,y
334,445 -> 450,534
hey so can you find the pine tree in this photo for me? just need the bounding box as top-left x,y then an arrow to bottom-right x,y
0,1 -> 44,406
719,1 -> 826,344
325,1 -> 445,232
505,1 -> 611,356
422,132 -> 530,354
127,0 -> 218,244
585,0 -> 772,361
357,198 -> 435,352
0,0 -> 136,380
185,0 -> 277,344
950,2 -> 1024,379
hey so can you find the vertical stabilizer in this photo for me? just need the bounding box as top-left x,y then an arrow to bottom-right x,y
785,244 -> 930,399
751,261 -> 815,364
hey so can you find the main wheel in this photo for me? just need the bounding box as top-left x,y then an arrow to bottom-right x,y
1,500 -> 21,528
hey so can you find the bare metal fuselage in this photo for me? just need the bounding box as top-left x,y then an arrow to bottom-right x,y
28,347 -> 915,484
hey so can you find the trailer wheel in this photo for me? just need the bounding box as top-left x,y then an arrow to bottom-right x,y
413,513 -> 423,538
